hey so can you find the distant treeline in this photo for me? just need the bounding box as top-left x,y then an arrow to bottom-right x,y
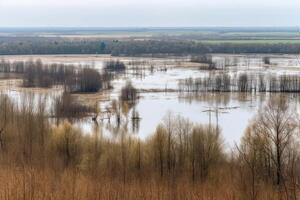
178,73 -> 300,93
1,37 -> 300,55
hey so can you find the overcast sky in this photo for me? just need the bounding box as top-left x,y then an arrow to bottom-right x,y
0,0 -> 299,27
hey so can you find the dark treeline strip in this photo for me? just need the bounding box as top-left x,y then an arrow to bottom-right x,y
2,37 -> 300,56
0,37 -> 108,55
108,40 -> 300,56
178,73 -> 300,93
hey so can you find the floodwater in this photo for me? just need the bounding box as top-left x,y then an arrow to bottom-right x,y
1,54 -> 300,147
126,92 -> 262,146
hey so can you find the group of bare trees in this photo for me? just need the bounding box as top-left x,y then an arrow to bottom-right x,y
178,73 -> 300,93
0,59 -> 112,93
22,60 -> 107,93
263,56 -> 271,65
149,114 -> 223,181
120,81 -> 138,103
0,92 -> 300,199
53,92 -> 95,121
104,60 -> 126,73
0,59 -> 25,73
22,60 -> 76,88
190,54 -> 217,70
237,97 -> 300,199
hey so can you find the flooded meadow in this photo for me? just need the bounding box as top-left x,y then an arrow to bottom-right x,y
1,54 -> 300,147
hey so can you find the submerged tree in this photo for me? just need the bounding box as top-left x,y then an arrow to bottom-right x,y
120,81 -> 138,103
78,68 -> 102,93
263,57 -> 271,65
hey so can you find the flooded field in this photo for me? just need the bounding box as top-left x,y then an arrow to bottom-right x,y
1,54 -> 300,147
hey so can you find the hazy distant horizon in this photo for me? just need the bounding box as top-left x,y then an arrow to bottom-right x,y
0,26 -> 299,30
0,26 -> 299,28
1,0 -> 300,27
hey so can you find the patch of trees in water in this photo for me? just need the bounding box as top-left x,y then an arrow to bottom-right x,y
0,59 -> 114,93
120,81 -> 138,103
178,73 -> 300,93
104,60 -> 126,73
59,80 -> 140,132
53,92 -> 96,120
98,81 -> 139,130
190,54 -> 217,70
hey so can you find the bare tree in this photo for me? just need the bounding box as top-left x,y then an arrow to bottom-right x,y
252,97 -> 297,191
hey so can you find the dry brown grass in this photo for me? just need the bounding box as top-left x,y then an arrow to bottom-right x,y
0,167 -> 219,200
0,165 -> 282,200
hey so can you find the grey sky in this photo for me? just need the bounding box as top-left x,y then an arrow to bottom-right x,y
0,0 -> 299,27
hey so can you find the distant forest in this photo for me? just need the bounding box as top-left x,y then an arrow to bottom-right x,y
1,37 -> 300,55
